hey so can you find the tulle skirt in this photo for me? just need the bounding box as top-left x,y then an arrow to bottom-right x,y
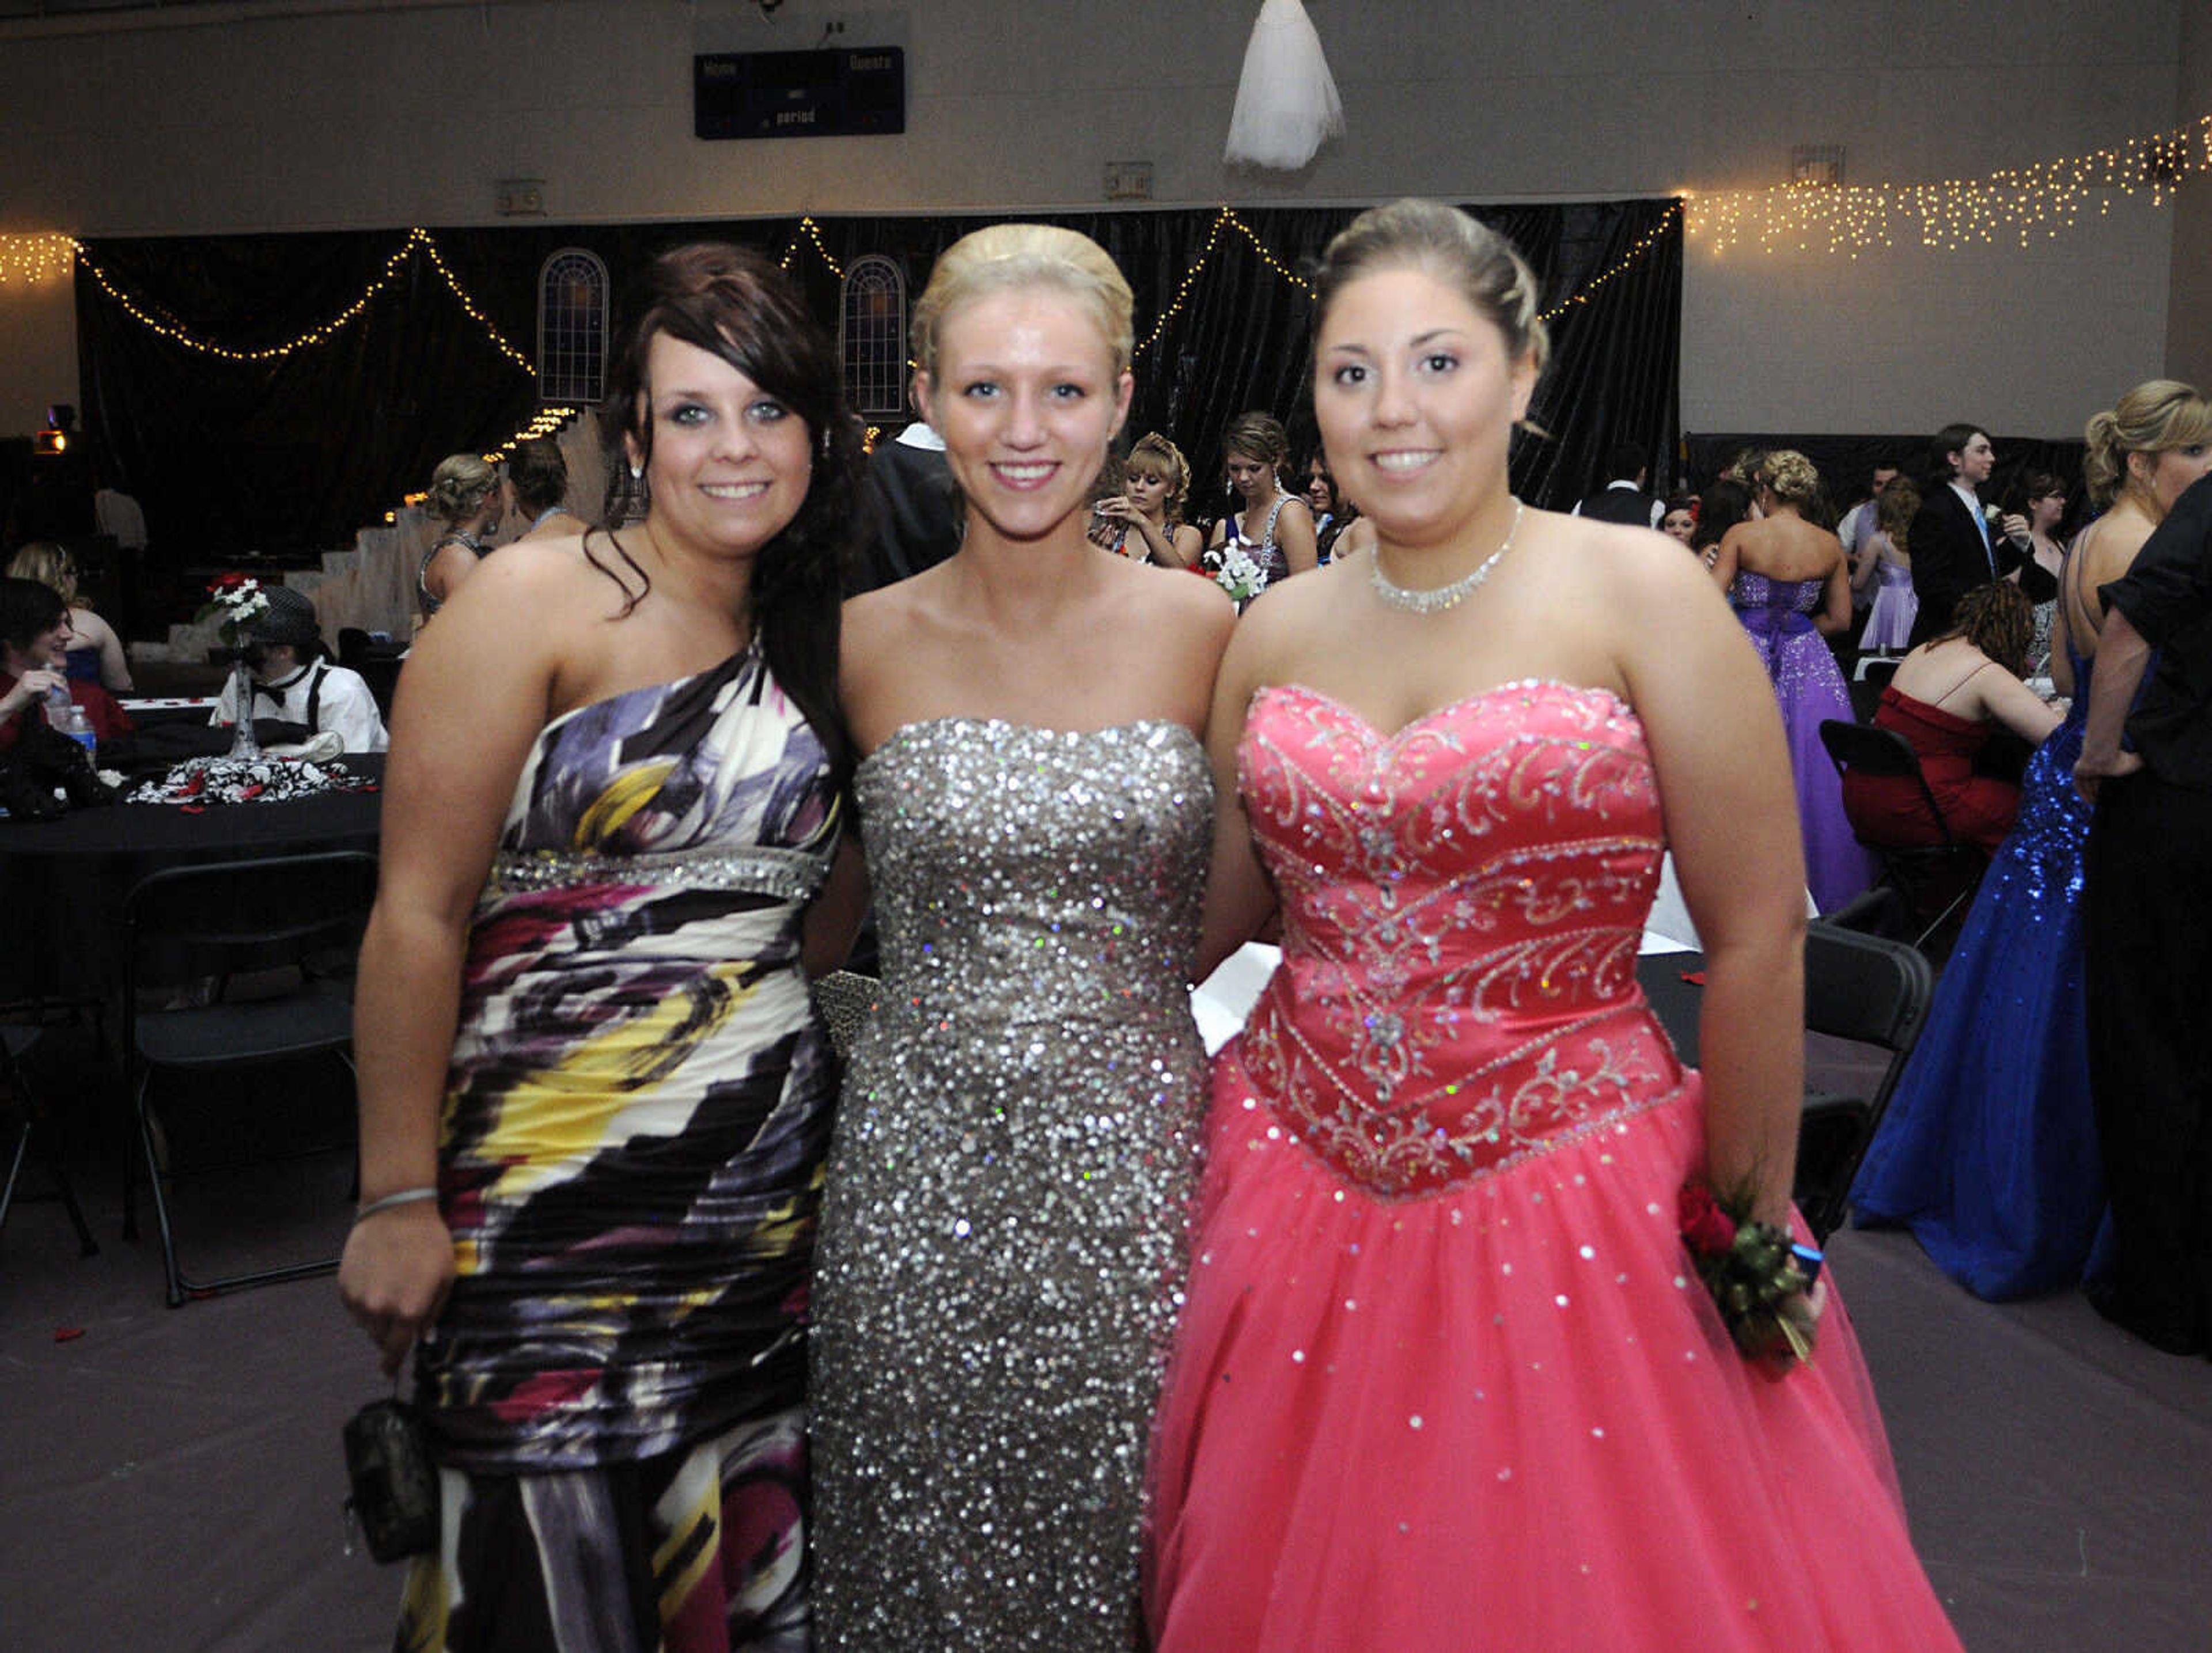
1224,0 -> 1344,169
1145,1046 -> 1963,1652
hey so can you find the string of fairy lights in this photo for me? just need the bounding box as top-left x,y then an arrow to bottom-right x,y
1685,111 -> 2212,256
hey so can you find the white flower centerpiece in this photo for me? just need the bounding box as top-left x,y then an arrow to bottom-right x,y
194,573 -> 271,759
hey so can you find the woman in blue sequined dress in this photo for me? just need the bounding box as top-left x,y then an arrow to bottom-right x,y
338,244 -> 865,1651
1851,379 -> 2212,1298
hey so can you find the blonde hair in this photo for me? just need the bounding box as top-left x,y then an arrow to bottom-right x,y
427,453 -> 500,526
911,223 -> 1135,385
6,541 -> 76,606
1126,432 -> 1192,522
1315,198 -> 1551,378
2083,379 -> 2212,509
1758,449 -> 1822,509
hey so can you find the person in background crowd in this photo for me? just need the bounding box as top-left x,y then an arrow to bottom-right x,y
7,541 -> 132,692
1841,581 -> 2056,854
1689,475 -> 1753,571
1908,423 -> 2028,646
1571,438 -> 1664,528
1854,377 -> 2212,1307
1659,492 -> 1696,545
1206,411 -> 1317,590
1094,432 -> 1205,567
504,437 -> 585,543
207,583 -> 388,755
0,575 -> 131,754
2003,469 -> 2070,669
2075,452 -> 2212,1357
339,241 -> 865,1648
1710,449 -> 1876,911
854,413 -> 960,592
1854,474 -> 1921,653
416,453 -> 503,621
1837,457 -> 1903,561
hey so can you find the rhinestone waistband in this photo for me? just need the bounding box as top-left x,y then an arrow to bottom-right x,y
483,843 -> 832,902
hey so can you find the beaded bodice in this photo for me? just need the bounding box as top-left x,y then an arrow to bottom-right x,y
1236,681 -> 1684,1198
854,718 -> 1213,1028
1728,570 -> 1825,615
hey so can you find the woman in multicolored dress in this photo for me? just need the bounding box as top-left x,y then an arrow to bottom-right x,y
338,243 -> 865,1652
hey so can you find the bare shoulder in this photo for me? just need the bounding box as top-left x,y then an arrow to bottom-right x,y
1543,511 -> 1710,604
1127,555 -> 1236,639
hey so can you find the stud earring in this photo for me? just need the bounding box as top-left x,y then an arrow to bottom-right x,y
628,463 -> 643,481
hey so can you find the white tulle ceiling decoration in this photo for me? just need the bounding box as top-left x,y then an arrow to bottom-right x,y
1224,0 -> 1345,171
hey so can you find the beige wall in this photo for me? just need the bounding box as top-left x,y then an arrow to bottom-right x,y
2165,1 -> 2212,392
0,0 -> 2194,443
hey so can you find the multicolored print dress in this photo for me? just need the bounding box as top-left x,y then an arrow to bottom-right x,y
403,644 -> 839,1653
1143,681 -> 1962,1652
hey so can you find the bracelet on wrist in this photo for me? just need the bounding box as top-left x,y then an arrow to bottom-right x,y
355,1186 -> 440,1224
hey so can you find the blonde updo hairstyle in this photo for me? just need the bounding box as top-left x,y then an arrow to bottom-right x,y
2082,378 -> 2212,510
6,541 -> 77,606
1757,449 -> 1823,510
1314,199 -> 1552,385
426,453 -> 501,528
1127,432 -> 1192,523
911,223 -> 1135,392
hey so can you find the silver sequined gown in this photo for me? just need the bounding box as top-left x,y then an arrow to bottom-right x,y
809,718 -> 1214,1651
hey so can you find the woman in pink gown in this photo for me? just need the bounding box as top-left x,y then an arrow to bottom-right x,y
1143,200 -> 1961,1651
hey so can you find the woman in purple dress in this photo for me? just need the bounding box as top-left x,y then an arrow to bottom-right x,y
1710,449 -> 1878,911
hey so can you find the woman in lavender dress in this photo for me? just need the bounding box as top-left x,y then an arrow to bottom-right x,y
1710,449 -> 1878,912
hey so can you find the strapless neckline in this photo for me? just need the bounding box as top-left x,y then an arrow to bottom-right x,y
857,715 -> 1200,776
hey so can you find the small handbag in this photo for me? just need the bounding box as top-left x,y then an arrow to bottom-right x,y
341,1396 -> 439,1563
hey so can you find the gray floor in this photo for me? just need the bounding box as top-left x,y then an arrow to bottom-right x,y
2,1037 -> 2207,1652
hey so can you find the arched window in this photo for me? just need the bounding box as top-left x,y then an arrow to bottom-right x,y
537,248 -> 608,405
840,255 -> 907,422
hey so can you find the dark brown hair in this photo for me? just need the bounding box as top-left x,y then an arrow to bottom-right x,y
507,437 -> 569,517
1942,580 -> 2034,674
598,242 -> 865,777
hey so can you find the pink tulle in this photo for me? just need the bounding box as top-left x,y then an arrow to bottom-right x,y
1146,1058 -> 1960,1650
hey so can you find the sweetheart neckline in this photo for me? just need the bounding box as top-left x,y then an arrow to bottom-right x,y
1252,678 -> 1639,747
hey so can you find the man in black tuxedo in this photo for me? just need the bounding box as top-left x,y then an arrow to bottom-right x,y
851,419 -> 961,594
1571,441 -> 1664,529
1907,422 -> 2027,645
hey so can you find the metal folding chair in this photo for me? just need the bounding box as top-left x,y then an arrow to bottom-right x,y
1817,718 -> 1987,951
118,850 -> 378,1306
1792,920 -> 1936,1245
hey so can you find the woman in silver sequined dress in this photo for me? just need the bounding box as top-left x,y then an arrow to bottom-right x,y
808,223 -> 1235,1650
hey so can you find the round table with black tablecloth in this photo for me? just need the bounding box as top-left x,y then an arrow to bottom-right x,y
0,755 -> 383,1003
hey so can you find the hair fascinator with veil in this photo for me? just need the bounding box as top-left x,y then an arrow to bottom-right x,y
1224,0 -> 1344,170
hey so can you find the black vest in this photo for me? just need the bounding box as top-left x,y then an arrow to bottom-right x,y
1577,486 -> 1660,528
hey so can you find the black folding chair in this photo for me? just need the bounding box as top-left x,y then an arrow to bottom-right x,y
1,1023 -> 99,1257
119,851 -> 378,1306
1817,718 -> 1986,951
1791,920 -> 1936,1245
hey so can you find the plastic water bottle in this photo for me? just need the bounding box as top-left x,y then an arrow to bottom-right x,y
44,685 -> 97,758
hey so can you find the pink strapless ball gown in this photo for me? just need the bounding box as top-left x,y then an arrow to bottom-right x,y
1144,681 -> 1961,1652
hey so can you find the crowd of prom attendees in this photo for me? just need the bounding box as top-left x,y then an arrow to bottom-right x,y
297,199 -> 2210,1651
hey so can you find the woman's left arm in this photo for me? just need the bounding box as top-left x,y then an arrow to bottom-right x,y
1617,543 -> 1808,1223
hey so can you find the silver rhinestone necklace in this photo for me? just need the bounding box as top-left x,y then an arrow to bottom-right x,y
1369,499 -> 1525,615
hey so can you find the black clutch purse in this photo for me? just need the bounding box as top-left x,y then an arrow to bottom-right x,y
341,1396 -> 438,1563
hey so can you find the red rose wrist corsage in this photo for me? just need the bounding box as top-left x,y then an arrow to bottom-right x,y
1678,1182 -> 1821,1366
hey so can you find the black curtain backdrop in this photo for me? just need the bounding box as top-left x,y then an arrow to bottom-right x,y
76,199 -> 1680,562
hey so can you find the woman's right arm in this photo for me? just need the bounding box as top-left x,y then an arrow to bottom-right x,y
338,555 -> 567,1376
75,609 -> 134,691
1966,661 -> 2064,745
